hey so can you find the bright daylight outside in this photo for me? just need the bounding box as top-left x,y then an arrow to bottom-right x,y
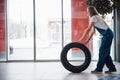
6,0 -> 113,61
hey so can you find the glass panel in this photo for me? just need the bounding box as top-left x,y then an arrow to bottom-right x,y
36,0 -> 62,60
7,0 -> 34,60
63,0 -> 72,45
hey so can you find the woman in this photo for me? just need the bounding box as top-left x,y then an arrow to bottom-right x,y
79,6 -> 116,73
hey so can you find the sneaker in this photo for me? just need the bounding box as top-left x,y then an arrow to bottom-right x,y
105,70 -> 117,74
91,70 -> 102,74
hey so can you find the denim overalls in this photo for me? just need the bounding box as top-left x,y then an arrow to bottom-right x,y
94,26 -> 116,71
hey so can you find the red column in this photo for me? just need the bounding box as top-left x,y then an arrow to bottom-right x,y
72,0 -> 90,47
72,0 -> 88,42
0,0 -> 6,52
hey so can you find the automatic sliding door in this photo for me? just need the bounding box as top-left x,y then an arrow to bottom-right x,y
35,0 -> 62,60
7,0 -> 34,60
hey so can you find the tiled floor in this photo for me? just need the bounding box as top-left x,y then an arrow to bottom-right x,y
0,61 -> 120,80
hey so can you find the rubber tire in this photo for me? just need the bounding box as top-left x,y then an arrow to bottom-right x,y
60,42 -> 91,73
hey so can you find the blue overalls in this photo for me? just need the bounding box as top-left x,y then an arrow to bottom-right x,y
94,26 -> 116,71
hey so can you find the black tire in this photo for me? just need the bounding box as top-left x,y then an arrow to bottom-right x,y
60,42 -> 91,73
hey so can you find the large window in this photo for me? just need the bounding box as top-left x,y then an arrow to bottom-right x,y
5,0 -> 114,61
35,0 -> 62,60
7,0 -> 34,60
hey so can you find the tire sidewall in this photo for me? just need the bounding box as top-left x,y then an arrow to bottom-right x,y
60,42 -> 91,73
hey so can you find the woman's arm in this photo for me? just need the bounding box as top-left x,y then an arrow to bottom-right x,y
84,26 -> 95,44
79,22 -> 94,42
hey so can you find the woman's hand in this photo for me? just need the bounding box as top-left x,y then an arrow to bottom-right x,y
78,38 -> 83,43
83,40 -> 89,45
78,39 -> 89,45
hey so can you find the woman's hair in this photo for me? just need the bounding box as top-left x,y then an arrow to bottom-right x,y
88,6 -> 99,17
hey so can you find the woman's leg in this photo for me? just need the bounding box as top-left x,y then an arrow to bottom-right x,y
96,29 -> 116,71
105,38 -> 116,71
105,29 -> 116,71
96,36 -> 108,71
105,55 -> 116,71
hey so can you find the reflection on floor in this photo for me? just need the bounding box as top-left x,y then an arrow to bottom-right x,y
0,61 -> 120,80
99,73 -> 120,80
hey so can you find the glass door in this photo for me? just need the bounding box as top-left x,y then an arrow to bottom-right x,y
35,0 -> 62,60
7,0 -> 34,60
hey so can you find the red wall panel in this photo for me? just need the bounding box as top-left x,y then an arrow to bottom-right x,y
0,0 -> 6,51
72,0 -> 89,42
